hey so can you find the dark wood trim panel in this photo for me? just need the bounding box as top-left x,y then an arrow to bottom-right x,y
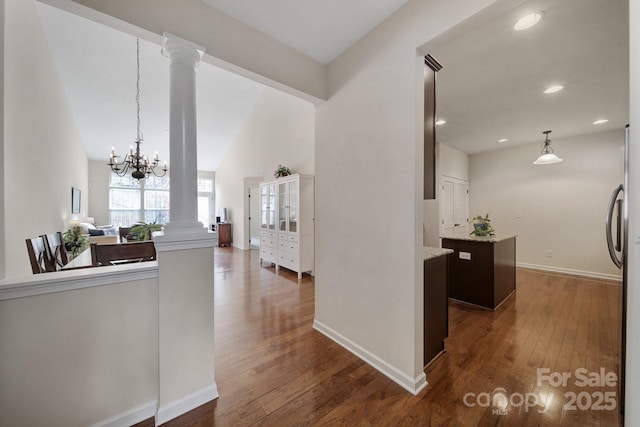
423,54 -> 442,200
424,254 -> 448,366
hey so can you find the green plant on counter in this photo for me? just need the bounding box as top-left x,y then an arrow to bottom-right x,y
130,221 -> 163,241
63,225 -> 89,258
469,213 -> 496,237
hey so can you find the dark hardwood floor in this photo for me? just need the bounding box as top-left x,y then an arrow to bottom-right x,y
158,248 -> 622,426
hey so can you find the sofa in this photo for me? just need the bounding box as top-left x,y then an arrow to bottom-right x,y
78,222 -> 119,245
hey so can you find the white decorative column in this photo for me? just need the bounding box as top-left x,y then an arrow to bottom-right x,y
155,33 -> 217,426
161,32 -> 206,238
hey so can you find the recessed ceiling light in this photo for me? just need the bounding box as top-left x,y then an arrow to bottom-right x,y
514,12 -> 544,31
593,119 -> 609,125
498,138 -> 509,143
544,85 -> 564,94
435,119 -> 446,126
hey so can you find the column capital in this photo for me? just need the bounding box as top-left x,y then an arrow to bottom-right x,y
162,32 -> 205,67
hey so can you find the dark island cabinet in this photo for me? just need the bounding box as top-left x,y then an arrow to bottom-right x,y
441,236 -> 516,310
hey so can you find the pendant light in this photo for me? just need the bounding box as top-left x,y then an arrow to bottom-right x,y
533,130 -> 563,165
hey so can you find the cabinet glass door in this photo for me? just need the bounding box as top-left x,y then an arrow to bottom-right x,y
260,185 -> 269,229
261,184 -> 277,229
279,182 -> 288,231
268,184 -> 276,229
288,179 -> 298,233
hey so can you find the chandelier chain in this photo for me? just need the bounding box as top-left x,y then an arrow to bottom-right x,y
136,38 -> 142,142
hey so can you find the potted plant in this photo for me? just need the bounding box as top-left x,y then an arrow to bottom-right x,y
469,213 -> 496,237
63,225 -> 89,258
274,165 -> 292,178
130,221 -> 162,241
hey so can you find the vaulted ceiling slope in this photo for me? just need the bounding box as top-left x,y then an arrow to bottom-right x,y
36,1 -> 265,172
35,0 -> 414,171
429,0 -> 628,154
200,0 -> 413,64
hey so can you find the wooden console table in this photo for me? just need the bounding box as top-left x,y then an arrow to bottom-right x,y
216,223 -> 232,247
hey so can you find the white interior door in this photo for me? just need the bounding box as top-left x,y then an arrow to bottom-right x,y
442,179 -> 455,236
441,176 -> 469,237
249,186 -> 260,249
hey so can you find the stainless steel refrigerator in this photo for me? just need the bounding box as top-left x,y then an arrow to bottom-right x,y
606,124 -> 629,413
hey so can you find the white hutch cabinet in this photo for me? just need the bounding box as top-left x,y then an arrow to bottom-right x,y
259,174 -> 314,279
259,181 -> 278,265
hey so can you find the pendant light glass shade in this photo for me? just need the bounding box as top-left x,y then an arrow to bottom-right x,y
533,130 -> 563,165
533,152 -> 563,164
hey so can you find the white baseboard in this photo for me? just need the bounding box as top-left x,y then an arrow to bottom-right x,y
89,400 -> 157,427
156,383 -> 219,426
517,262 -> 622,282
313,320 -> 427,395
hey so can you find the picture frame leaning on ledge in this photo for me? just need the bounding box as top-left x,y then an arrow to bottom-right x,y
71,187 -> 81,214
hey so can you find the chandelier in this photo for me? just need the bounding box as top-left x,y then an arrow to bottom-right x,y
108,38 -> 167,180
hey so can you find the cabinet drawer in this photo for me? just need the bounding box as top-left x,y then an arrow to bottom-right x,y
261,238 -> 276,247
278,241 -> 299,253
261,231 -> 276,239
279,233 -> 298,243
278,252 -> 299,269
260,247 -> 276,261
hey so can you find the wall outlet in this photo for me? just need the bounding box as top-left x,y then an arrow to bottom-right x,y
546,250 -> 553,258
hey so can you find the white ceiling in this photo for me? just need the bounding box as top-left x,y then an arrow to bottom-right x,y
200,0 -> 412,64
429,0 -> 629,154
35,0 -> 629,170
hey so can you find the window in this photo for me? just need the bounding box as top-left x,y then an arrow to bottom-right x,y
143,175 -> 171,224
197,177 -> 214,229
109,173 -> 170,227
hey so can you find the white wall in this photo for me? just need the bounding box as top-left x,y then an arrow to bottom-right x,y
4,0 -> 89,277
88,159 -> 110,225
469,130 -> 624,279
215,87 -> 315,249
625,0 -> 640,421
0,277 -> 158,426
0,0 -> 5,280
439,142 -> 469,181
315,0 -> 497,392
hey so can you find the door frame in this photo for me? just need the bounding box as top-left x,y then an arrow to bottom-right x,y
243,176 -> 263,251
440,175 -> 469,237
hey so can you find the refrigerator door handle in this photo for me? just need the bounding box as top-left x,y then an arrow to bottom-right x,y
606,184 -> 624,269
616,199 -> 622,252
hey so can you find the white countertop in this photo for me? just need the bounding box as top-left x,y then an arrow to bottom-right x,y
440,234 -> 517,243
423,246 -> 453,260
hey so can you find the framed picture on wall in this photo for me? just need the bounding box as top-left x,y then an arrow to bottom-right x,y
71,187 -> 81,214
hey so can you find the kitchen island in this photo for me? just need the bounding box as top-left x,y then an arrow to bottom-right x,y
441,235 -> 516,310
423,246 -> 453,367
